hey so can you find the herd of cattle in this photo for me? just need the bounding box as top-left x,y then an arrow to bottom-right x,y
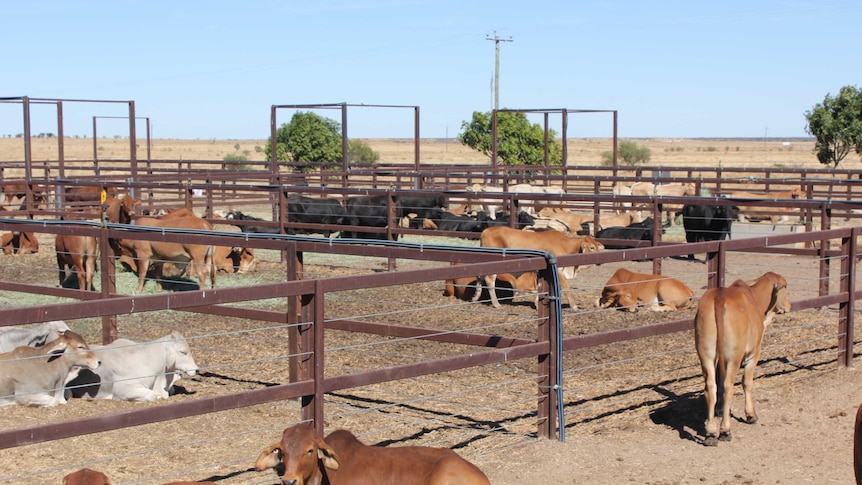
0,181 -> 823,482
0,181 -> 754,295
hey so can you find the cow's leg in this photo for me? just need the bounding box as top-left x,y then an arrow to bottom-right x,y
135,256 -> 151,292
700,359 -> 720,446
57,256 -> 67,287
73,258 -> 87,291
742,351 -> 760,424
484,274 -> 502,308
117,384 -> 162,402
558,273 -> 579,310
719,359 -> 741,441
84,255 -> 96,291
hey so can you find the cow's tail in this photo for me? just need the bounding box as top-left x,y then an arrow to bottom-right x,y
713,291 -> 727,378
207,245 -> 217,289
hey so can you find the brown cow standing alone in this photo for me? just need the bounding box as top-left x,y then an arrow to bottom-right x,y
255,424 -> 491,485
694,272 -> 790,446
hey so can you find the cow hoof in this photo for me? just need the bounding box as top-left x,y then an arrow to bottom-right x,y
746,416 -> 758,424
703,436 -> 719,447
718,431 -> 732,442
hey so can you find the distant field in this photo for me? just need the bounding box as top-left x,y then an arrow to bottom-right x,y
0,136 -> 828,172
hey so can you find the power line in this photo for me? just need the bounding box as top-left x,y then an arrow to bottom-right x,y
486,31 -> 513,111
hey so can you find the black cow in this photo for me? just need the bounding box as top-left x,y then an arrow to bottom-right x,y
286,194 -> 345,237
340,194 -> 404,240
595,217 -> 656,249
479,210 -> 536,229
223,210 -> 281,234
681,204 -> 739,261
399,195 -> 447,219
423,208 -> 487,234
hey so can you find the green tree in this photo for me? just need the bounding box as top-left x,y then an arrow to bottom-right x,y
265,111 -> 343,171
601,140 -> 651,166
347,139 -> 379,166
804,85 -> 862,168
458,111 -> 562,166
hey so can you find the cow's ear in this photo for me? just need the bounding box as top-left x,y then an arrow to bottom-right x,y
47,342 -> 68,362
317,438 -> 340,470
254,443 -> 282,470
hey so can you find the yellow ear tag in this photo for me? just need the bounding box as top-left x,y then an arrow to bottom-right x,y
100,189 -> 107,204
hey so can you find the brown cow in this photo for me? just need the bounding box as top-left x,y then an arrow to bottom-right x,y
694,272 -> 790,446
0,330 -> 100,407
56,234 -> 98,290
475,226 -> 603,309
64,186 -> 119,206
0,231 -> 39,255
0,182 -> 47,210
444,262 -> 538,304
729,187 -> 806,223
537,207 -> 594,231
854,401 -> 862,484
596,268 -> 695,312
255,424 -> 491,485
213,246 -> 257,273
63,468 -> 215,485
111,211 -> 216,292
63,468 -> 112,485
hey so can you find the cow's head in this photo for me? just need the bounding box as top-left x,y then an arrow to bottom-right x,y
167,331 -> 198,376
56,330 -> 100,370
63,468 -> 112,485
255,424 -> 340,484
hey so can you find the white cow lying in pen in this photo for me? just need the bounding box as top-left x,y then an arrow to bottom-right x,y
0,320 -> 71,352
66,331 -> 199,402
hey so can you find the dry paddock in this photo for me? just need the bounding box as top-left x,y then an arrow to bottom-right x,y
0,225 -> 857,484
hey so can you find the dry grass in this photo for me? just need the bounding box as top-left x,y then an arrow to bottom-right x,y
0,136 -> 826,174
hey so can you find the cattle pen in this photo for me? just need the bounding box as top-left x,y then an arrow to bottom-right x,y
1,96 -> 862,482
0,212 -> 858,483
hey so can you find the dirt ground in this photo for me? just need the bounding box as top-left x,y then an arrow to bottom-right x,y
0,224 -> 860,484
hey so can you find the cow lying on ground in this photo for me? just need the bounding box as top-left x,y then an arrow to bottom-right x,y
0,231 -> 39,255
694,271 -> 790,446
728,187 -> 805,223
443,262 -> 538,304
596,268 -> 695,312
537,207 -> 594,231
213,246 -> 257,273
62,467 -> 216,485
56,234 -> 98,290
475,226 -> 603,309
595,217 -> 656,249
0,320 -> 70,352
0,330 -> 100,407
255,423 -> 491,485
67,331 -> 198,402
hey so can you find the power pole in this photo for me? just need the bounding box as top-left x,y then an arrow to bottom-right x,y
486,31 -> 513,111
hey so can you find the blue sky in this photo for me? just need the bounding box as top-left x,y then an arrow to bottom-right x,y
3,1 -> 859,140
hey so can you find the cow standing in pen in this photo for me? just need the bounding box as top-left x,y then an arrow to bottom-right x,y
694,272 -> 790,446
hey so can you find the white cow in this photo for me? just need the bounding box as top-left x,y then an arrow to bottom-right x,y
66,331 -> 199,402
0,330 -> 100,407
0,320 -> 71,352
470,183 -> 566,219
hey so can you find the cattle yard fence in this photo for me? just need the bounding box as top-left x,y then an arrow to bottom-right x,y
0,215 -> 858,482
